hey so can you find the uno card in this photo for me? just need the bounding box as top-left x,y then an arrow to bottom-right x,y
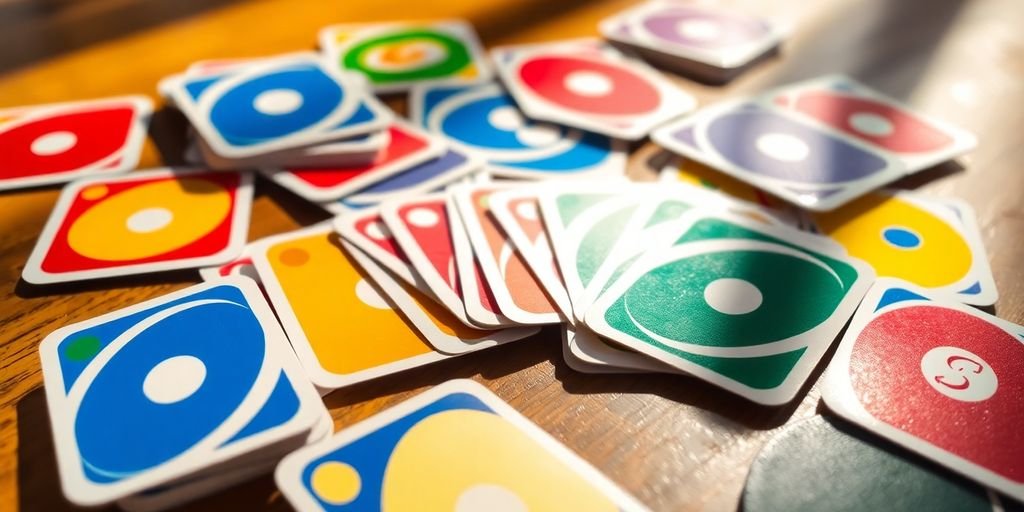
23,168 -> 253,284
319,20 -> 492,93
197,243 -> 259,283
251,226 -> 450,391
452,184 -> 563,325
811,190 -> 996,306
39,277 -> 324,505
488,187 -> 574,319
822,279 -> 1024,502
446,196 -> 512,328
409,81 -> 627,180
599,2 -> 782,71
563,324 -> 680,375
743,415 -> 1010,512
333,208 -> 418,285
651,96 -> 906,211
380,194 -> 476,327
275,379 -> 649,512
355,242 -> 539,355
163,52 -> 391,159
340,149 -> 482,206
192,129 -> 387,170
262,121 -> 445,202
491,39 -> 697,140
584,212 -> 874,405
0,96 -> 152,191
773,75 -> 977,173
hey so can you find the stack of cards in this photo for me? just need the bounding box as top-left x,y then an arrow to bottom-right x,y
653,75 -> 977,210
38,278 -> 329,510
0,96 -> 152,191
600,1 -> 783,83
275,379 -> 648,511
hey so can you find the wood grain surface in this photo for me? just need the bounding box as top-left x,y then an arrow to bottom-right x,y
1,0 -> 1022,510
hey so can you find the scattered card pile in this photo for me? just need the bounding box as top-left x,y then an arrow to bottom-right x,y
5,2 -> 1018,510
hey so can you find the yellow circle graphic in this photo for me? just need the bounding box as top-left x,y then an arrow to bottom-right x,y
381,409 -> 617,511
311,461 -> 362,505
814,195 -> 972,287
67,178 -> 231,261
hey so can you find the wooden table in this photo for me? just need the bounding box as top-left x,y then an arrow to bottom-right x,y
1,0 -> 1021,510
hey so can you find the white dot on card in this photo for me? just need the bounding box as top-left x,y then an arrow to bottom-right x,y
355,279 -> 392,309
364,221 -> 391,240
848,112 -> 895,137
488,106 -> 525,131
514,201 -> 538,220
455,484 -> 527,512
516,124 -> 561,147
676,19 -> 723,41
253,88 -> 304,115
756,133 -> 810,162
31,131 -> 78,156
563,70 -> 614,97
406,207 -> 440,228
143,355 -> 206,405
126,207 -> 173,233
704,278 -> 763,315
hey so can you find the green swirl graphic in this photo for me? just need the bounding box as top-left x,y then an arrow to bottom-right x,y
342,29 -> 472,83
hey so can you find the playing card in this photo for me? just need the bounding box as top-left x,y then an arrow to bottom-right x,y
488,186 -> 574,319
599,2 -> 782,74
773,75 -> 977,173
651,94 -> 906,211
262,120 -> 445,202
810,190 -> 997,306
0,96 -> 152,191
446,196 -> 512,328
334,208 -> 419,285
198,243 -> 259,283
23,168 -> 253,284
822,278 -> 1024,501
584,212 -> 874,405
39,277 -> 324,505
492,39 -> 697,140
163,52 -> 391,159
562,324 -> 679,375
190,129 -> 387,170
452,184 -> 563,325
319,20 -> 492,93
275,379 -> 649,512
743,415 -> 1012,512
250,225 -> 450,391
380,193 -> 476,326
355,241 -> 539,355
340,148 -> 481,206
409,81 -> 627,180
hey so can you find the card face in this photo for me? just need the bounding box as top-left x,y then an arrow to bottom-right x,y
599,1 -> 781,69
492,39 -> 697,140
263,121 -> 445,202
275,379 -> 648,512
354,242 -> 539,355
23,168 -> 253,284
0,96 -> 152,191
39,277 -> 324,505
772,75 -> 977,173
811,191 -> 996,306
164,52 -> 392,158
319,20 -> 492,93
585,213 -> 874,405
652,97 -> 906,211
251,226 -> 448,391
743,415 -> 1007,512
341,149 -> 481,206
822,279 -> 1024,501
453,185 -> 563,325
488,188 -> 574,319
446,196 -> 510,328
333,208 -> 418,285
409,81 -> 627,179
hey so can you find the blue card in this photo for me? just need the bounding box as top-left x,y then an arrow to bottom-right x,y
40,277 -> 325,506
340,149 -> 481,206
164,52 -> 392,158
409,82 -> 627,180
